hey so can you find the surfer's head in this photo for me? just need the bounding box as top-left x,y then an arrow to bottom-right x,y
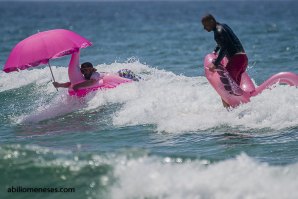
80,62 -> 97,79
201,14 -> 217,32
81,62 -> 93,69
80,62 -> 96,73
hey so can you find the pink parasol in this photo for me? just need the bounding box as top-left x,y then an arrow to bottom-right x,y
3,29 -> 92,86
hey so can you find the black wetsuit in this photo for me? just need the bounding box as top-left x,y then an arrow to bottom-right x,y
213,23 -> 245,66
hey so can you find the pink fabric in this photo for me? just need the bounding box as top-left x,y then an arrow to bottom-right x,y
3,29 -> 92,73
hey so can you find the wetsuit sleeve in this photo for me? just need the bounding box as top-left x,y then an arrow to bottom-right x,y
213,27 -> 229,66
213,45 -> 220,53
213,48 -> 227,66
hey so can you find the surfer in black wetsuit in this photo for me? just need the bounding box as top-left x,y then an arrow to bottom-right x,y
201,14 -> 248,108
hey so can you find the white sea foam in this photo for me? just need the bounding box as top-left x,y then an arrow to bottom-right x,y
16,94 -> 85,124
3,61 -> 298,131
3,144 -> 298,199
111,153 -> 298,199
0,66 -> 68,92
109,64 -> 298,132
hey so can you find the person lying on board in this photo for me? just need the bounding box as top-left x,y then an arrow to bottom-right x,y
201,14 -> 248,108
53,62 -> 101,91
53,62 -> 139,91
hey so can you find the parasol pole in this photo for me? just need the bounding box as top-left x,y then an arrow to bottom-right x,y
48,61 -> 58,91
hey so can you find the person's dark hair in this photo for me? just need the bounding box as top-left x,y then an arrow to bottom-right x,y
80,62 -> 96,80
201,14 -> 216,23
81,62 -> 93,69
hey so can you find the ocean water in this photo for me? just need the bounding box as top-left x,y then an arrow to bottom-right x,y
1,1 -> 298,199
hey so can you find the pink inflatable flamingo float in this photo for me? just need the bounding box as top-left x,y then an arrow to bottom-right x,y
204,53 -> 298,108
67,51 -> 132,97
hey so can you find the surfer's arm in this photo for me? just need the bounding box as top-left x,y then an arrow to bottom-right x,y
213,45 -> 220,53
209,47 -> 226,71
213,48 -> 226,66
53,81 -> 71,88
213,29 -> 228,67
72,79 -> 97,91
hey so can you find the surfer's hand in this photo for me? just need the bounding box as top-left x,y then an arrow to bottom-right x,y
73,85 -> 79,91
208,63 -> 216,72
52,82 -> 59,88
